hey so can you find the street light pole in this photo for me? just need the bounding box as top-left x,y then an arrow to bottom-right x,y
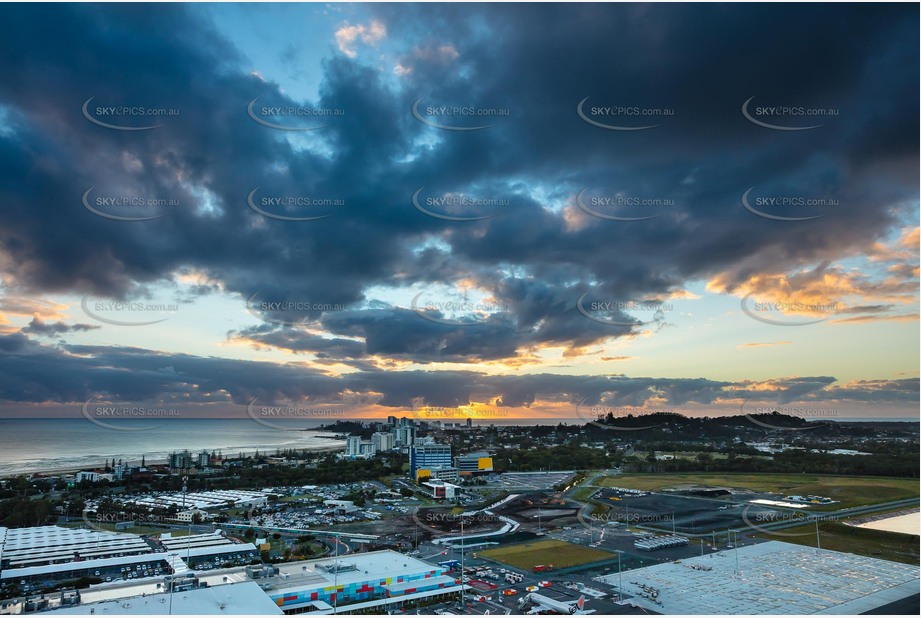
732,530 -> 739,576
459,518 -> 466,608
182,478 -> 191,563
167,552 -> 176,616
616,550 -> 623,603
333,533 -> 340,614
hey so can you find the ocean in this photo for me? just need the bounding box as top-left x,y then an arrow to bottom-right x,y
0,415 -> 914,477
0,419 -> 346,477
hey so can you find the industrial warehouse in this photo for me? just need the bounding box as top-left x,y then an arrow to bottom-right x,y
252,550 -> 465,613
0,526 -> 258,599
597,541 -> 920,614
0,522 -> 467,615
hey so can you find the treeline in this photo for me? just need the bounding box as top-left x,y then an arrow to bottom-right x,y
0,497 -> 56,527
233,454 -> 403,487
624,450 -> 918,478
494,443 -> 917,478
498,445 -> 621,471
589,412 -> 918,442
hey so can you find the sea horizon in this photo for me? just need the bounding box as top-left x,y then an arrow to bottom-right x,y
1,415 -> 915,478
0,418 -> 346,478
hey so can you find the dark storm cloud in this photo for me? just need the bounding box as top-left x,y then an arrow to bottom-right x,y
0,3 -> 420,309
0,336 -> 914,411
232,289 -> 646,362
825,378 -> 920,403
21,317 -> 100,336
377,2 -> 918,299
0,3 -> 916,370
231,323 -> 366,359
732,377 -> 839,404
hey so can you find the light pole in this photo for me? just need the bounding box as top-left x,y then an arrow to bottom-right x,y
459,518 -> 466,609
814,517 -> 821,553
615,550 -> 623,603
183,478 -> 192,564
731,530 -> 739,576
332,532 -> 341,614
166,553 -> 177,616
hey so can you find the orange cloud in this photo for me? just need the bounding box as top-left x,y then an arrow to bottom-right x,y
708,261 -> 918,319
832,313 -> 919,324
335,20 -> 386,58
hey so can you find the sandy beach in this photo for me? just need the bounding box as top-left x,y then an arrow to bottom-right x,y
8,443 -> 346,479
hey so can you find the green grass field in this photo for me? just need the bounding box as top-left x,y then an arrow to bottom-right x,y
480,539 -> 613,570
596,474 -> 918,509
570,486 -> 597,502
755,521 -> 919,565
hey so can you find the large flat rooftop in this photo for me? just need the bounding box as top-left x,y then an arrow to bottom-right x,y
0,526 -> 153,569
266,550 -> 443,595
597,541 -> 919,614
46,581 -> 282,615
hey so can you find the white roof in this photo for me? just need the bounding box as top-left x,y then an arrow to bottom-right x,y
45,581 -> 283,615
268,550 -> 443,596
2,553 -> 170,580
165,542 -> 257,559
596,541 -> 919,614
0,526 -> 256,578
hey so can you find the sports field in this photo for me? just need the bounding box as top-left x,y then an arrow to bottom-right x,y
480,538 -> 613,570
596,474 -> 918,509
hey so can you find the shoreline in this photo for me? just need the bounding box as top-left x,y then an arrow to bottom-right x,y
3,442 -> 346,479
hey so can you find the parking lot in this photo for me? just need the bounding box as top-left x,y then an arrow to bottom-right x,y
408,542 -> 650,615
551,521 -> 763,573
592,488 -> 783,534
482,472 -> 575,492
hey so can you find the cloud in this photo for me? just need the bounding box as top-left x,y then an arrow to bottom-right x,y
831,313 -> 919,324
737,341 -> 792,349
0,4 -> 915,390
1,334 -> 914,412
0,297 -> 69,320
21,316 -> 99,336
335,19 -> 386,58
709,262 -> 918,320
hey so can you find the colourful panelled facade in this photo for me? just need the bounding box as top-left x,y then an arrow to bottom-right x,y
270,567 -> 448,609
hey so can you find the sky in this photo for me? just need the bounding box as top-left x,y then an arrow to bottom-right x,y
0,2 -> 918,424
